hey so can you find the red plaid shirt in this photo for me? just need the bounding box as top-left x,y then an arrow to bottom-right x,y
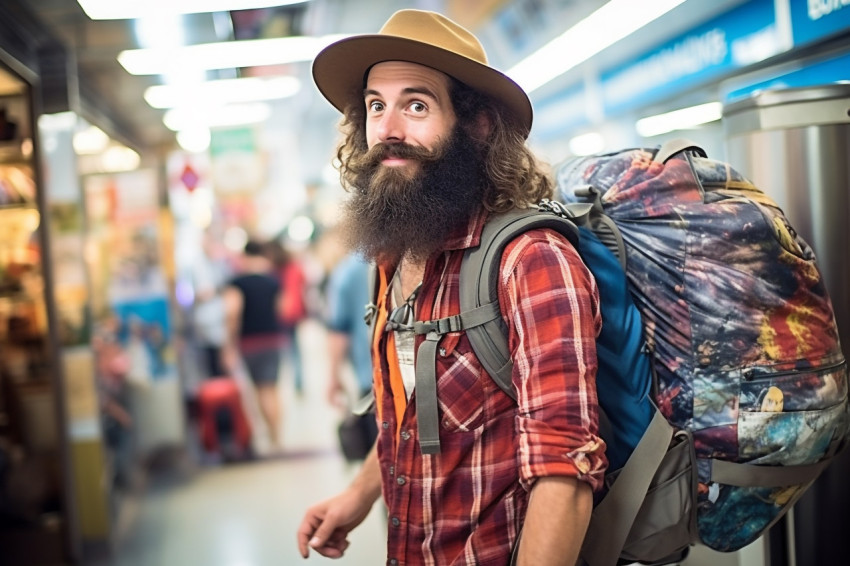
372,208 -> 607,566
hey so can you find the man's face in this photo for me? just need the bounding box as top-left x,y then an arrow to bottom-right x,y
364,61 -> 457,178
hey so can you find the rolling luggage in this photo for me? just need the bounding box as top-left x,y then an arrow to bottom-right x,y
197,377 -> 253,460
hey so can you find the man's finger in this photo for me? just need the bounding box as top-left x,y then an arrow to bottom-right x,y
296,515 -> 322,558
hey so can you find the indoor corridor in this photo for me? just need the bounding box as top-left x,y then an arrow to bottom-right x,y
97,318 -> 757,566
98,317 -> 387,566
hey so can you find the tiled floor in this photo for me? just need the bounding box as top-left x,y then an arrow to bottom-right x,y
103,319 -> 765,566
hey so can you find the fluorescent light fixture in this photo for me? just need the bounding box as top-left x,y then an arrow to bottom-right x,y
163,102 -> 272,131
635,102 -> 722,137
73,125 -> 110,154
118,35 -> 346,75
508,0 -> 687,94
135,14 -> 184,50
38,112 -> 77,132
101,145 -> 141,172
78,0 -> 309,20
144,76 -> 300,109
568,132 -> 605,156
176,127 -> 212,153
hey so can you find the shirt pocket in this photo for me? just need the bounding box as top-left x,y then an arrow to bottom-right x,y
435,333 -> 488,433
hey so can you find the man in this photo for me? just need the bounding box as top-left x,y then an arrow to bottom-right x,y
297,10 -> 607,565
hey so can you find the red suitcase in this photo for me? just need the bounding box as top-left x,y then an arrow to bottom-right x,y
196,377 -> 252,459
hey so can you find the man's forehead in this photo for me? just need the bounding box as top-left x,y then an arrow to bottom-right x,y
365,61 -> 452,93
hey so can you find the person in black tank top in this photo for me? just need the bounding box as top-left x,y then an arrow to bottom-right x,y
223,240 -> 285,452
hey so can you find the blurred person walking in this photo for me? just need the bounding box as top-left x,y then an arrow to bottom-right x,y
267,241 -> 309,396
223,240 -> 286,452
324,251 -> 378,460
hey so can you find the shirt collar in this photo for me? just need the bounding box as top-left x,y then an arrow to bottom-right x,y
439,207 -> 490,252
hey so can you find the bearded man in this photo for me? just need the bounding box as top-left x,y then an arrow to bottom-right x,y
297,10 -> 607,566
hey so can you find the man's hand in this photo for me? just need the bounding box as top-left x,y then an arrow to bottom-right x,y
296,488 -> 373,558
296,447 -> 383,559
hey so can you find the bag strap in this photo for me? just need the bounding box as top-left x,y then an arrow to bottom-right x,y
709,428 -> 846,487
580,408 -> 675,566
653,138 -> 707,164
459,202 -> 580,399
411,203 -> 580,454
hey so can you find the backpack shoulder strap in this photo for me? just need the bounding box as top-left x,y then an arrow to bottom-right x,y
364,262 -> 379,332
412,202 -> 580,454
460,202 -> 580,400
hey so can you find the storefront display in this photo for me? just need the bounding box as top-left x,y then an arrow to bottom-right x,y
0,65 -> 70,565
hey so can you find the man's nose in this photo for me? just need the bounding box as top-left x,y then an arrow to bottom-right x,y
376,110 -> 404,143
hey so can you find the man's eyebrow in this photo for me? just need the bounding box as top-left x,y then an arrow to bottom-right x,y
363,86 -> 441,101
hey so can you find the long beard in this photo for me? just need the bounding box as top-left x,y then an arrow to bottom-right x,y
340,128 -> 487,265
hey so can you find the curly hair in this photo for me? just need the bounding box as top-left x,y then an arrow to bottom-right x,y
334,76 -> 552,212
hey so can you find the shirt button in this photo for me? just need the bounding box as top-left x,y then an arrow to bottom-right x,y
397,476 -> 406,486
391,517 -> 401,527
389,560 -> 399,566
439,347 -> 447,356
382,421 -> 389,429
400,431 -> 411,441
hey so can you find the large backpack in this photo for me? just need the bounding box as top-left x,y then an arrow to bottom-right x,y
393,140 -> 848,565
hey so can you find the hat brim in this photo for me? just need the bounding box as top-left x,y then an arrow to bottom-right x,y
312,35 -> 532,137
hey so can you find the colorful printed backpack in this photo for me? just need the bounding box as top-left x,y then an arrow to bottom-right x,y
558,140 -> 848,563
400,140 -> 849,565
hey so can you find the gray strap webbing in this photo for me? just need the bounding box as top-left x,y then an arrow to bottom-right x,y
411,207 -> 579,455
415,331 -> 443,455
460,207 -> 580,400
710,457 -> 831,488
581,409 -> 674,566
412,303 -> 503,454
654,138 -> 707,164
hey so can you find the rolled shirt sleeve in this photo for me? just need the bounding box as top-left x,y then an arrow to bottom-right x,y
499,228 -> 608,492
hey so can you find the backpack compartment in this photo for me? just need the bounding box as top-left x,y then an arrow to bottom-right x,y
615,430 -> 696,564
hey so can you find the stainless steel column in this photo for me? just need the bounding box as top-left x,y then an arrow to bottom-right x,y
724,85 -> 850,566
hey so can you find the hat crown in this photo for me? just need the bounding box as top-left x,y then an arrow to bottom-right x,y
379,10 -> 488,66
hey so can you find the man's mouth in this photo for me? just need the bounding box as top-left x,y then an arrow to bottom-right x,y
381,156 -> 411,167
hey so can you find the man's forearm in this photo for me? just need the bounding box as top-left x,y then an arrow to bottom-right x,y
350,442 -> 383,504
516,476 -> 592,566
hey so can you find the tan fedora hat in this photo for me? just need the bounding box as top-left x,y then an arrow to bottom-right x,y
312,9 -> 533,137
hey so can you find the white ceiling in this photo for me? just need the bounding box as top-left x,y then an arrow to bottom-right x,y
12,0 -> 748,183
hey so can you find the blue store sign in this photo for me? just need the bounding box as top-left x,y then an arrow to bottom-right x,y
790,0 -> 850,46
600,0 -> 778,114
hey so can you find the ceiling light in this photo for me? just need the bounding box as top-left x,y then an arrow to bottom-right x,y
118,35 -> 346,75
144,76 -> 300,109
635,102 -> 722,137
73,125 -> 110,154
163,103 -> 272,131
77,0 -> 310,20
176,127 -> 212,153
101,145 -> 141,172
508,0 -> 687,94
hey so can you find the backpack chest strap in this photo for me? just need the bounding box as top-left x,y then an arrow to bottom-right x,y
412,301 -> 502,455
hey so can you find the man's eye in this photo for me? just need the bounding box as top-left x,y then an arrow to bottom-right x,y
410,102 -> 426,113
368,101 -> 384,112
